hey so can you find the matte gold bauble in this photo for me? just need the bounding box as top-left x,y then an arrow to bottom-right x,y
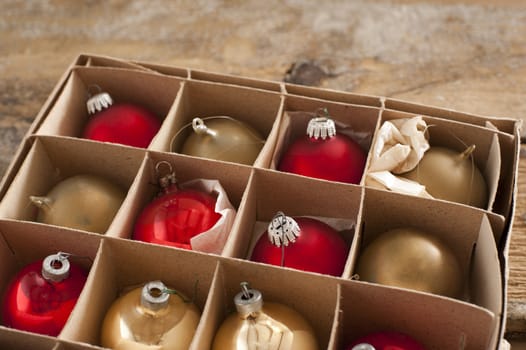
212,282 -> 319,350
356,228 -> 463,298
30,174 -> 126,234
401,145 -> 488,208
101,281 -> 200,350
172,116 -> 265,165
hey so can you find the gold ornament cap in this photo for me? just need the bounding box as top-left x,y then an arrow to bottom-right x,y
42,252 -> 71,282
141,281 -> 170,311
234,282 -> 263,318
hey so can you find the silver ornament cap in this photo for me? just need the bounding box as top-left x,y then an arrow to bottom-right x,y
234,282 -> 263,319
141,280 -> 170,311
87,92 -> 113,115
267,211 -> 300,248
307,116 -> 336,140
352,344 -> 376,350
42,252 -> 71,282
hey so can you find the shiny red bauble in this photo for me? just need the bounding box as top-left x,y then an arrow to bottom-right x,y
278,116 -> 367,184
347,331 -> 426,350
132,183 -> 221,250
250,215 -> 349,276
2,254 -> 87,336
83,103 -> 161,148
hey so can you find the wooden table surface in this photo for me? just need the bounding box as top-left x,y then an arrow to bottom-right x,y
1,0 -> 526,346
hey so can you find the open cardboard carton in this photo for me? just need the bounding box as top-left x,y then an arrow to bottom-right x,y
0,54 -> 521,349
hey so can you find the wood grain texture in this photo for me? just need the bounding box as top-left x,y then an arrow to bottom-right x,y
1,0 -> 525,340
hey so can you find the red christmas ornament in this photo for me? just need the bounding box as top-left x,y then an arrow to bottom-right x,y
278,109 -> 367,184
250,212 -> 349,276
132,161 -> 222,250
347,331 -> 426,350
2,252 -> 88,336
82,88 -> 161,148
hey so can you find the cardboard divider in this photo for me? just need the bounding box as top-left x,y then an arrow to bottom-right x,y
0,219 -> 101,341
75,237 -> 219,347
332,280 -> 496,350
56,339 -> 106,350
79,54 -> 158,73
206,258 -> 339,349
377,109 -> 502,214
383,99 -> 518,135
130,60 -> 191,79
270,95 -> 381,182
0,136 -> 143,235
35,67 -> 183,149
0,328 -> 58,349
189,69 -> 283,92
225,168 -> 362,278
285,83 -> 383,108
111,150 -> 251,254
358,187 -> 501,312
493,131 -> 520,232
167,79 -> 283,167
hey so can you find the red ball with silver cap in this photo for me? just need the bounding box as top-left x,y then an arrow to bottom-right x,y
132,161 -> 222,250
347,331 -> 426,350
250,212 -> 349,276
82,86 -> 161,148
2,252 -> 88,336
278,108 -> 367,184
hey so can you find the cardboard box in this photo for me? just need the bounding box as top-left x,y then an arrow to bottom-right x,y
0,54 -> 521,349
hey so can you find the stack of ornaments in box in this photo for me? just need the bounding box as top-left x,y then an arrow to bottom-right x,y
0,54 -> 520,350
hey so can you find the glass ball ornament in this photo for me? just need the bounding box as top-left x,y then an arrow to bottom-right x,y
171,116 -> 265,165
250,212 -> 349,276
212,282 -> 319,350
132,161 -> 222,250
356,227 -> 463,298
100,280 -> 201,350
82,88 -> 161,148
278,109 -> 367,184
30,174 -> 126,234
2,252 -> 88,336
401,145 -> 488,208
347,331 -> 426,350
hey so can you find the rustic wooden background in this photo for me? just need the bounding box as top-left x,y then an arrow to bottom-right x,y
1,0 -> 525,347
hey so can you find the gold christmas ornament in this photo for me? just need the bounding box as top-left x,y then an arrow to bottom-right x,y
212,282 -> 319,350
30,174 -> 126,233
356,228 -> 463,298
171,116 -> 265,165
100,280 -> 201,350
401,145 -> 488,208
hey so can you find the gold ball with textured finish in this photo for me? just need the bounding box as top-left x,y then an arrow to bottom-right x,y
356,227 -> 463,298
212,302 -> 319,350
101,285 -> 200,350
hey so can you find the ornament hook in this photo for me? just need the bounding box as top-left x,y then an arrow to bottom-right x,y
155,161 -> 177,189
267,212 -> 300,248
192,117 -> 217,136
